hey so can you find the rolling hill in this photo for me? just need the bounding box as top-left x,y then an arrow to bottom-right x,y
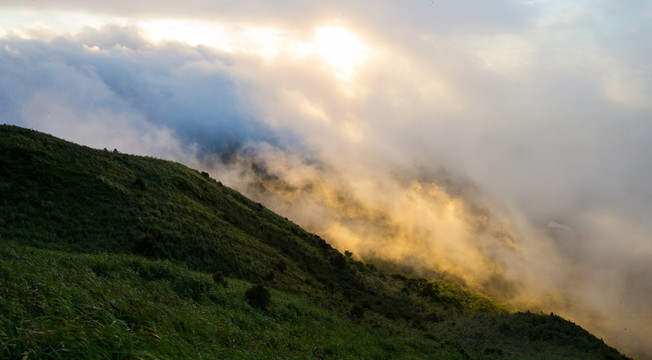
0,124 -> 630,359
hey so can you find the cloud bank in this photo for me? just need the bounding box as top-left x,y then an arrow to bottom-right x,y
1,1 -> 651,357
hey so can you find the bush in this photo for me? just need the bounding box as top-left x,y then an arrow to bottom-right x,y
349,305 -> 365,320
172,273 -> 213,300
274,261 -> 287,272
131,260 -> 174,281
212,271 -> 227,287
263,270 -> 275,284
245,284 -> 271,310
332,253 -> 347,269
134,177 -> 146,190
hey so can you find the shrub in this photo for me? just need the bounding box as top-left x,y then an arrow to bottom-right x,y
349,305 -> 365,320
274,260 -> 287,272
245,285 -> 271,310
131,260 -> 174,281
212,271 -> 227,287
332,253 -> 347,269
173,273 -> 212,300
134,177 -> 146,190
263,270 -> 275,284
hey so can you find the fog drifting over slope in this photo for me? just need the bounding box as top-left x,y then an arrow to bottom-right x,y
1,1 -> 651,357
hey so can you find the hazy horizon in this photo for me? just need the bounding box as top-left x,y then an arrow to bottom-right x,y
2,1 -> 651,357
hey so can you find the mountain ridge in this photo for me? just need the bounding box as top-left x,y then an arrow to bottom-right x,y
0,124 -> 630,359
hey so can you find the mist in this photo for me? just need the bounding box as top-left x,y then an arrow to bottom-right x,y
2,1 -> 651,357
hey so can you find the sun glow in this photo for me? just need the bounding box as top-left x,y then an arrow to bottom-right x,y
313,26 -> 369,81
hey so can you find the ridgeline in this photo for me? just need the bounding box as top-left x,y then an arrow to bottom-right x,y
0,124 -> 630,359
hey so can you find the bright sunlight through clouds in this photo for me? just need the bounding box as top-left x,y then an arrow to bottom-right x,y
139,20 -> 370,82
1,9 -> 371,84
313,26 -> 369,81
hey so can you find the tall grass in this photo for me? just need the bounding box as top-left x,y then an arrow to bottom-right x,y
0,243 -> 465,359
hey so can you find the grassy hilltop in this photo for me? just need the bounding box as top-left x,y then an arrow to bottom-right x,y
0,124 -> 630,359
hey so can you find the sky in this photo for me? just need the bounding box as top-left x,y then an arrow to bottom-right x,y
1,1 -> 651,357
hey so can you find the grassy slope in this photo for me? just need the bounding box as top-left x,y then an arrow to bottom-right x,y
0,243 -> 462,359
0,124 -> 630,359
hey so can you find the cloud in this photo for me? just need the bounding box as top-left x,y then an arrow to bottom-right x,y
0,26 -> 278,157
0,1 -> 537,32
1,2 -> 652,357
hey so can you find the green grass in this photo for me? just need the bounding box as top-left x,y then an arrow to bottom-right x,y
0,124 -> 631,359
0,243 -> 465,359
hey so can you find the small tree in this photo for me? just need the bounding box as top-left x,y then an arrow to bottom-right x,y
134,177 -> 146,190
245,285 -> 271,310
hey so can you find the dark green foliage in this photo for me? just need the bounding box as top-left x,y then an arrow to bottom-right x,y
349,305 -> 365,320
212,271 -> 227,287
274,260 -> 287,272
130,259 -> 175,281
0,125 -> 632,359
263,270 -> 276,284
172,272 -> 214,300
245,284 -> 271,310
134,177 -> 147,190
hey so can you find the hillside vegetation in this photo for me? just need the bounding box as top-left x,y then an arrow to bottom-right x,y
0,124 -> 630,359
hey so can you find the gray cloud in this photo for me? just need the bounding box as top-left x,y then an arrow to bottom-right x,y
1,1 -> 651,357
1,26 -> 278,156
